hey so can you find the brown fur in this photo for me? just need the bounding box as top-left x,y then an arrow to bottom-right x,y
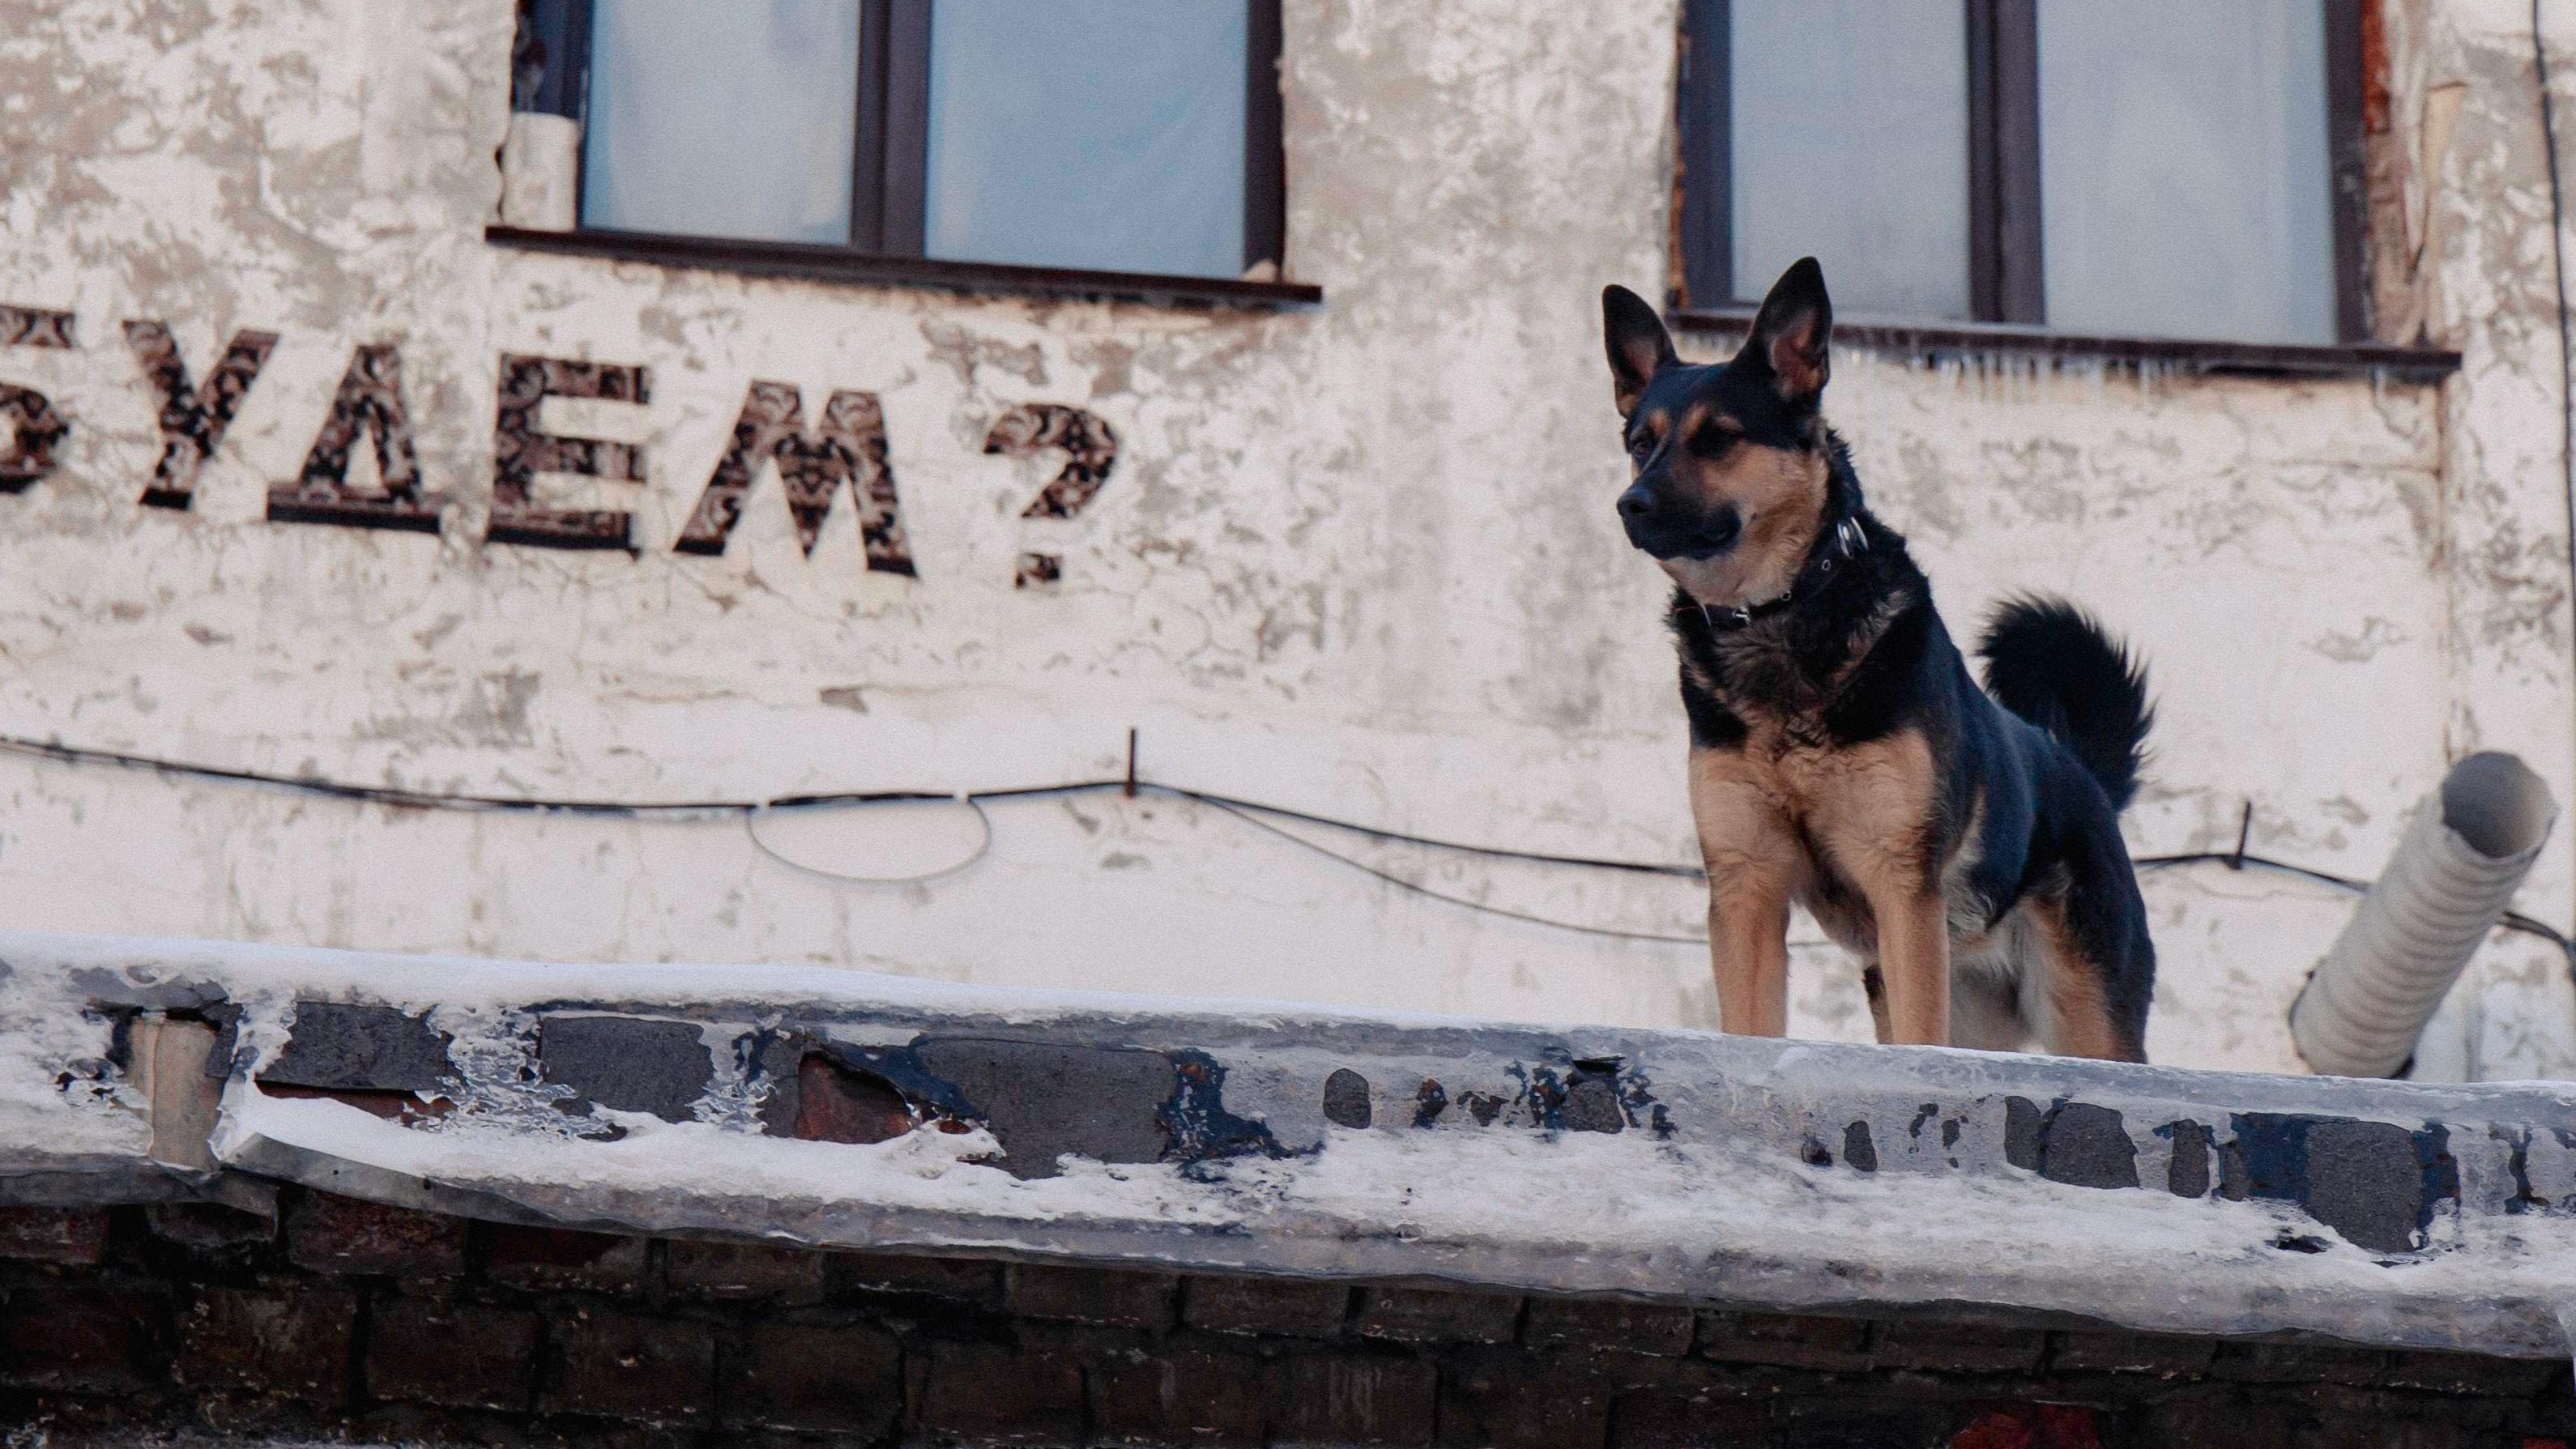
1689,725 -> 1952,1046
1637,404 -> 1831,611
2030,894 -> 2140,1061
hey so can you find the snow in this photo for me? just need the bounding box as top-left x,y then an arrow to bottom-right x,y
14,927 -> 2576,1354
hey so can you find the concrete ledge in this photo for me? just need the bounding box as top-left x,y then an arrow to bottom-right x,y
6,931 -> 2576,1357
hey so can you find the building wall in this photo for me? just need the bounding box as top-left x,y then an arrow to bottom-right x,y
3,1198 -> 2565,1447
0,0 -> 2569,1077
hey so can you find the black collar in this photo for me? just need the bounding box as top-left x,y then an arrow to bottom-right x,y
1695,514 -> 1870,633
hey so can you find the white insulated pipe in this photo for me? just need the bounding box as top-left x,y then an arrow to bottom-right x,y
2291,752 -> 2557,1078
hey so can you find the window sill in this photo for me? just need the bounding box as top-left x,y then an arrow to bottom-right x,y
1670,307 -> 2460,384
486,227 -> 1324,311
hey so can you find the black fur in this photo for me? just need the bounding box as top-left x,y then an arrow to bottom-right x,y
1978,596 -> 2153,812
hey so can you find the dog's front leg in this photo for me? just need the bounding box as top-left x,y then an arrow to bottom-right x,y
1868,889 -> 1951,1047
1689,755 -> 1801,1037
1706,862 -> 1792,1036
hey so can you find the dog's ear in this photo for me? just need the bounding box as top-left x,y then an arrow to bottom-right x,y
1743,258 -> 1832,406
1602,284 -> 1677,419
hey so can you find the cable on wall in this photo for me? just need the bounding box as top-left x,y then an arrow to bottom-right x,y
0,729 -> 2569,972
742,795 -> 996,886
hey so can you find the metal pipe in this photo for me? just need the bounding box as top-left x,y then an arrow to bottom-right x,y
2291,752 -> 2558,1078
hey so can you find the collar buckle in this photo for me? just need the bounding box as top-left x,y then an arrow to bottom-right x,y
1833,515 -> 1866,557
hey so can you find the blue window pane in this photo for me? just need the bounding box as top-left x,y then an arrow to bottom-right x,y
2038,2 -> 2335,343
1731,0 -> 1972,320
926,0 -> 1248,279
582,0 -> 860,245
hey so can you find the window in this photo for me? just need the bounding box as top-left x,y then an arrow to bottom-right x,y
1677,0 -> 2366,346
520,0 -> 1286,285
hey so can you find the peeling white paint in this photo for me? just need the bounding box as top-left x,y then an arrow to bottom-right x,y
0,0 -> 2570,1079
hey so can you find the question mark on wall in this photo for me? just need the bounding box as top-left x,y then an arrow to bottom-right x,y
981,403 -> 1119,586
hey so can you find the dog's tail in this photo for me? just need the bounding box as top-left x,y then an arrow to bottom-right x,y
1978,595 -> 2153,812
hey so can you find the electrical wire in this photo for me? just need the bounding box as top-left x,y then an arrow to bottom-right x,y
743,795 -> 995,886
0,729 -> 2568,967
2135,850 -> 2575,962
1174,787 -> 1708,944
0,734 -> 949,818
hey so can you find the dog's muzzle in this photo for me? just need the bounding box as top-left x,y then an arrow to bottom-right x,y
1619,488 -> 1742,560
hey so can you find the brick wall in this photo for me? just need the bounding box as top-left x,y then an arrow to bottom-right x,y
1,1197 -> 2569,1449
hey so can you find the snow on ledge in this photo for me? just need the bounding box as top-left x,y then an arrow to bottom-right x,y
6,928 -> 2576,1357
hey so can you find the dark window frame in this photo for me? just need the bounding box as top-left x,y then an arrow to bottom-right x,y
1675,0 -> 2371,345
508,0 -> 1311,309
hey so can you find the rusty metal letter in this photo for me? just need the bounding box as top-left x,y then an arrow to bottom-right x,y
0,305 -> 75,494
985,403 -> 1119,583
123,320 -> 279,509
673,381 -> 915,574
987,403 -> 1119,519
267,343 -> 443,533
488,353 -> 648,551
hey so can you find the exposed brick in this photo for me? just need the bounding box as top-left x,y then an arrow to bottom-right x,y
1185,1275 -> 1350,1337
284,1192 -> 464,1276
1697,1310 -> 1872,1372
1009,1262 -> 1176,1329
1439,1352 -> 1611,1449
2380,1349 -> 2559,1397
1359,1286 -> 1524,1345
543,1305 -> 714,1424
1324,1068 -> 1374,1128
1610,1389 -> 1772,1449
354,1401 -> 552,1448
664,1238 -> 825,1302
1520,1297 -> 1700,1357
145,1200 -> 277,1251
1951,1403 -> 2102,1449
1774,1400 -> 1945,1449
2211,1341 -> 2390,1386
177,1286 -> 356,1404
1274,1355 -> 1436,1447
721,1320 -> 902,1435
258,1084 -> 451,1127
0,1206 -> 108,1264
2275,1384 -> 2510,1430
264,1001 -> 453,1092
2297,1119 -> 2436,1256
915,1038 -> 1174,1179
537,1014 -> 714,1122
186,1387 -> 335,1442
365,1297 -> 540,1412
2292,1410 -> 2480,1449
1091,1344 -> 1271,1447
1870,1321 -> 2046,1374
2048,1328 -> 2215,1377
2516,1391 -> 2576,1438
791,1051 -> 918,1144
481,1224 -> 649,1293
834,1248 -> 1003,1302
915,1336 -> 1085,1446
2035,1103 -> 2140,1191
0,1282 -> 168,1392
2126,1385 -> 2301,1449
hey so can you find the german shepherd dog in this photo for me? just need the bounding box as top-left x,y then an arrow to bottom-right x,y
1601,258 -> 2156,1060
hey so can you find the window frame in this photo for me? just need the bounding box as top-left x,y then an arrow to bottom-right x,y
1674,0 -> 2371,346
507,0 -> 1308,308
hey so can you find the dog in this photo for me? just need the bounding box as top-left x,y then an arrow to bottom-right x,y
1600,257 -> 2156,1060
